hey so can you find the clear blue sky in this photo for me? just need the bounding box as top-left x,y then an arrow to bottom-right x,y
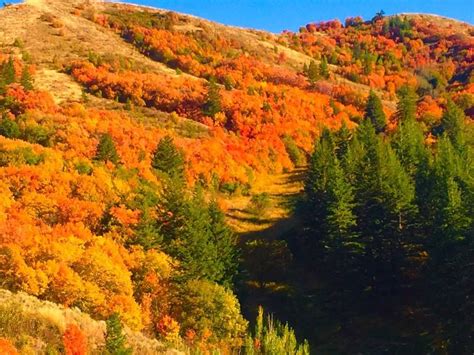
3,0 -> 473,31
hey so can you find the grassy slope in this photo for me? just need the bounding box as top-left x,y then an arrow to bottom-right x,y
0,289 -> 182,354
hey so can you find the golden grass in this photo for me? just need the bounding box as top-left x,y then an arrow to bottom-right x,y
224,168 -> 305,234
0,289 -> 181,354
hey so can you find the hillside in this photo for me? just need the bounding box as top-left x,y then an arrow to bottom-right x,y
0,0 -> 473,353
0,289 -> 181,354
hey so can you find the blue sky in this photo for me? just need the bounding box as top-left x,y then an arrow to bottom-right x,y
126,0 -> 474,32
3,0 -> 473,31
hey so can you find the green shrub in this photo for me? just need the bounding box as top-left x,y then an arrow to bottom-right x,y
176,280 -> 247,347
22,125 -> 52,147
244,307 -> 310,355
248,193 -> 271,217
75,161 -> 93,175
0,117 -> 20,139
0,146 -> 45,167
283,135 -> 305,167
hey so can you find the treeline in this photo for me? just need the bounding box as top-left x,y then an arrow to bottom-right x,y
299,87 -> 473,352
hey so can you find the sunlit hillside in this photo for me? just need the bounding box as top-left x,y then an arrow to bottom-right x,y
0,0 -> 472,353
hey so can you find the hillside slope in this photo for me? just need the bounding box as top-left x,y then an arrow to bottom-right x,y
0,288 -> 181,354
0,0 -> 472,353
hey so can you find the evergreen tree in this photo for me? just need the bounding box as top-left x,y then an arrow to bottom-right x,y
334,121 -> 352,161
306,60 -> 319,86
364,91 -> 386,133
396,85 -> 417,123
439,100 -> 466,150
202,77 -> 222,118
426,135 -> 474,352
94,133 -> 120,164
1,57 -> 16,86
325,158 -> 363,284
304,129 -> 335,244
20,66 -> 33,90
105,313 -> 132,355
159,185 -> 236,284
319,56 -> 330,79
392,110 -> 428,178
151,135 -> 185,179
208,200 -> 238,287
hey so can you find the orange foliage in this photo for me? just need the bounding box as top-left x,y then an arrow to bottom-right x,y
63,324 -> 88,355
0,338 -> 18,355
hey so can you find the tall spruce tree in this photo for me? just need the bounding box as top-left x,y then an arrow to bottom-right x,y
426,135 -> 474,352
364,90 -> 386,133
325,158 -> 362,277
440,100 -> 466,150
393,119 -> 427,176
396,85 -> 418,123
158,185 -> 236,285
208,200 -> 238,287
151,135 -> 185,179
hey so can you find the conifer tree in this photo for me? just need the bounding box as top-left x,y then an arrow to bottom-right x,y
94,133 -> 120,164
306,60 -> 319,86
202,77 -> 222,118
334,121 -> 352,161
208,200 -> 238,286
20,67 -> 33,90
151,135 -> 185,179
105,313 -> 132,355
440,100 -> 466,150
304,129 -> 336,250
392,110 -> 427,178
319,56 -> 330,79
364,90 -> 386,133
396,85 -> 417,123
326,158 -> 359,253
159,186 -> 236,284
1,57 -> 16,86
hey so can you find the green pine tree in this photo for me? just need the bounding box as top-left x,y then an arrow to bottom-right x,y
1,57 -> 16,86
208,200 -> 238,286
20,66 -> 33,90
396,85 -> 417,123
307,60 -> 319,86
334,121 -> 352,161
304,128 -> 336,257
392,111 -> 428,178
440,100 -> 466,150
94,133 -> 120,164
105,313 -> 132,355
364,90 -> 386,133
202,77 -> 222,118
152,135 -> 185,179
319,56 -> 330,79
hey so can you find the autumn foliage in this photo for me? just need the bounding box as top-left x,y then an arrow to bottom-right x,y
0,3 -> 472,354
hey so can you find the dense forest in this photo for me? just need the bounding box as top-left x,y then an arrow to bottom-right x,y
0,0 -> 473,353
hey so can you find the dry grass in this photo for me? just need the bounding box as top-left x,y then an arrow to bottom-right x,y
0,289 -> 181,354
225,168 -> 305,234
